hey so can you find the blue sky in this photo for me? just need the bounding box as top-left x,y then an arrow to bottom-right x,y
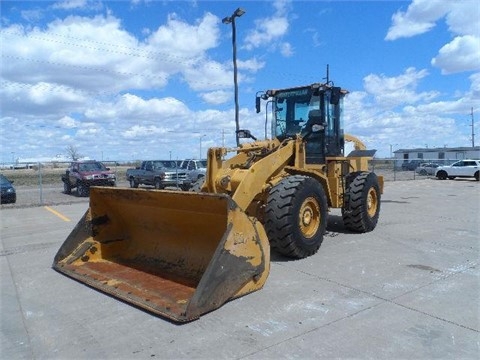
1,0 -> 479,162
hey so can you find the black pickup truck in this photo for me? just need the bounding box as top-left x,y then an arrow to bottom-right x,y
126,160 -> 189,190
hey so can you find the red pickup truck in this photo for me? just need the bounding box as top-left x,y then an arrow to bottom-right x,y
62,160 -> 116,197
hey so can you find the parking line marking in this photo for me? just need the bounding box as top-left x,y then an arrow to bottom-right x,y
44,206 -> 71,222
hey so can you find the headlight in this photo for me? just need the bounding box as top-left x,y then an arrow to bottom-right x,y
7,188 -> 14,193
84,175 -> 94,180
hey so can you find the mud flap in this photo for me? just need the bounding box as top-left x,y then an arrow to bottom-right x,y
53,187 -> 270,322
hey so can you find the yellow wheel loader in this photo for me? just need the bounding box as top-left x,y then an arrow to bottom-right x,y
53,81 -> 383,322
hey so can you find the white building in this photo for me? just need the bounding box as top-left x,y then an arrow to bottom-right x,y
394,146 -> 480,166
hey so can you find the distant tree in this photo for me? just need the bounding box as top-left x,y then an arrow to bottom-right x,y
66,145 -> 82,161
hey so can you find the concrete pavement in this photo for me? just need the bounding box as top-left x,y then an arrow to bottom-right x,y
1,179 -> 479,359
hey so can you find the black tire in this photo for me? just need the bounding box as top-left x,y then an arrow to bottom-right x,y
63,181 -> 71,194
342,172 -> 381,233
154,178 -> 163,190
436,170 -> 447,180
475,171 -> 479,181
265,175 -> 328,259
76,181 -> 89,197
129,177 -> 139,188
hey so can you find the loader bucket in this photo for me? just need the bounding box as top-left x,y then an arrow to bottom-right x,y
53,187 -> 270,322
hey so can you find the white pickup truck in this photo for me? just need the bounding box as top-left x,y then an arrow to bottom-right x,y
180,159 -> 207,185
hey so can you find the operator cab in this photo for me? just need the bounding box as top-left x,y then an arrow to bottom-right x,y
258,83 -> 346,163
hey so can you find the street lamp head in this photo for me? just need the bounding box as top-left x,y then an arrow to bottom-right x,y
223,8 -> 245,24
234,8 -> 246,17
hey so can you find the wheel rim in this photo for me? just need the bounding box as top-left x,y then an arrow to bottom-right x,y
366,187 -> 378,218
298,197 -> 320,238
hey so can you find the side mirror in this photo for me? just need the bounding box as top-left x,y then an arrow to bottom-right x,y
237,129 -> 257,141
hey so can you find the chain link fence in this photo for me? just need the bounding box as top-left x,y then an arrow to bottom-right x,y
1,159 -> 444,208
1,161 -> 132,207
369,159 -> 449,182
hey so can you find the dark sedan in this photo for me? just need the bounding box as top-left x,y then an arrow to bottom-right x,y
0,174 -> 16,204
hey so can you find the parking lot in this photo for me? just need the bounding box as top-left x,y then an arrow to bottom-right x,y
1,179 -> 479,359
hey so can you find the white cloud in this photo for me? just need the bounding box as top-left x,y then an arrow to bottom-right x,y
1,81 -> 88,117
244,17 -> 289,50
123,125 -> 164,139
1,11 -> 227,97
385,0 -> 480,75
304,28 -> 323,48
279,42 -> 294,57
344,67 -> 478,154
431,35 -> 480,74
237,58 -> 265,73
199,90 -> 231,105
182,60 -> 232,91
243,0 -> 291,56
52,0 -> 89,10
0,9 -> 261,160
363,67 -> 438,108
385,0 -> 451,40
443,1 -> 480,37
469,72 -> 480,97
85,94 -> 191,122
57,116 -> 78,128
146,12 -> 219,59
20,9 -> 44,22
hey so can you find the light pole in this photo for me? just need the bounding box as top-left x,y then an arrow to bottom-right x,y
389,144 -> 398,158
199,134 -> 206,159
223,7 -> 245,147
470,107 -> 475,148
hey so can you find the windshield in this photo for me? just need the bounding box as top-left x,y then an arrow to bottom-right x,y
270,85 -> 345,159
78,162 -> 106,171
153,160 -> 177,169
273,87 -> 320,140
0,174 -> 12,185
